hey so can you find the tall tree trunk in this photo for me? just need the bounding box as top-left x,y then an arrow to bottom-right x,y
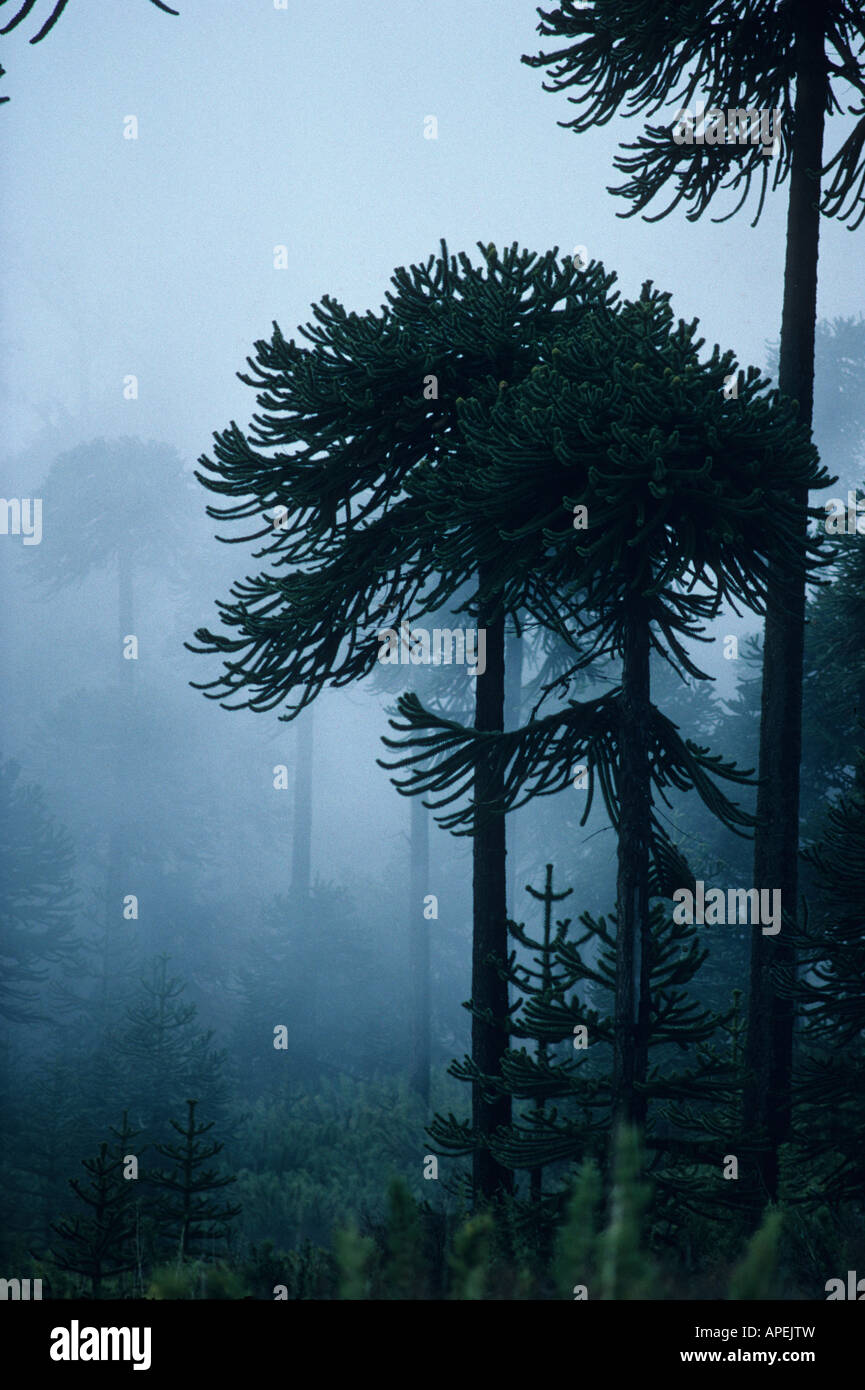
472,581 -> 512,1202
504,621 -> 523,916
745,2 -> 826,1208
408,793 -> 431,1104
614,601 -> 652,1127
530,862 -> 555,1204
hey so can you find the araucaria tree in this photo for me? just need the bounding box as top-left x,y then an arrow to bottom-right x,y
383,275 -> 828,1148
150,1099 -> 240,1264
47,1113 -> 143,1298
188,241 -> 620,1201
113,955 -> 228,1146
522,0 -> 865,1205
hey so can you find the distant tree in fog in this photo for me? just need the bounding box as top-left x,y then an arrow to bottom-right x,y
0,757 -> 78,1021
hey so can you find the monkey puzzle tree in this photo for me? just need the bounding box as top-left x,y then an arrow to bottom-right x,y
430,872 -> 735,1217
38,436 -> 189,641
522,0 -> 865,1204
188,241 -> 619,1201
0,757 -> 78,1021
150,1099 -> 240,1265
47,1112 -> 143,1297
383,276 -> 829,1143
113,956 -> 228,1148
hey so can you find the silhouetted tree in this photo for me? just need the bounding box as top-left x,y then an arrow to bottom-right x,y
0,757 -> 78,1021
189,241 -> 619,1201
522,0 -> 865,1210
113,956 -> 228,1145
47,1112 -> 143,1297
384,276 -> 827,1131
150,1099 -> 240,1263
430,869 -> 733,1221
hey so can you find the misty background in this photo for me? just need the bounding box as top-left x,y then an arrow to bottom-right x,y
2,0 -> 864,1293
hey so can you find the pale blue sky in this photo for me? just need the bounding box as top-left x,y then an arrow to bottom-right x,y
3,0 -> 862,462
2,0 -> 862,883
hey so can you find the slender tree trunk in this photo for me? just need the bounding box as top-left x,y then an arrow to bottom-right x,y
745,2 -> 826,1208
408,793 -> 431,1104
614,602 -> 652,1127
504,621 -> 523,916
472,581 -> 512,1202
530,862 -> 555,1204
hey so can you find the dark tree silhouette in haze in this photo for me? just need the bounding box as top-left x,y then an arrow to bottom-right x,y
188,242 -> 619,1202
522,0 -> 865,1208
0,758 -> 78,1021
383,274 -> 828,1132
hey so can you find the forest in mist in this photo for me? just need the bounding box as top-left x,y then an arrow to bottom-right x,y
2,1 -> 865,1305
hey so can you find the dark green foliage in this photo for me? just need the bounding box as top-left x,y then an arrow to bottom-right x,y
382,280 -> 828,841
380,267 -> 826,1135
187,240 -> 623,1201
717,513 -> 865,839
224,1072 -> 462,1258
334,1224 -> 376,1300
246,1239 -> 337,1301
330,1179 -> 437,1300
511,863 -> 572,1207
521,0 -> 861,1220
329,1126 -> 652,1300
429,866 -> 734,1197
522,1 -> 865,229
47,1112 -> 143,1297
188,241 -> 617,718
150,1099 -> 241,1263
382,1178 -> 429,1299
147,1260 -> 248,1300
651,992 -> 751,1226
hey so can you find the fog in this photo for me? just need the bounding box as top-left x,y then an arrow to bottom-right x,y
2,0 -> 864,1307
